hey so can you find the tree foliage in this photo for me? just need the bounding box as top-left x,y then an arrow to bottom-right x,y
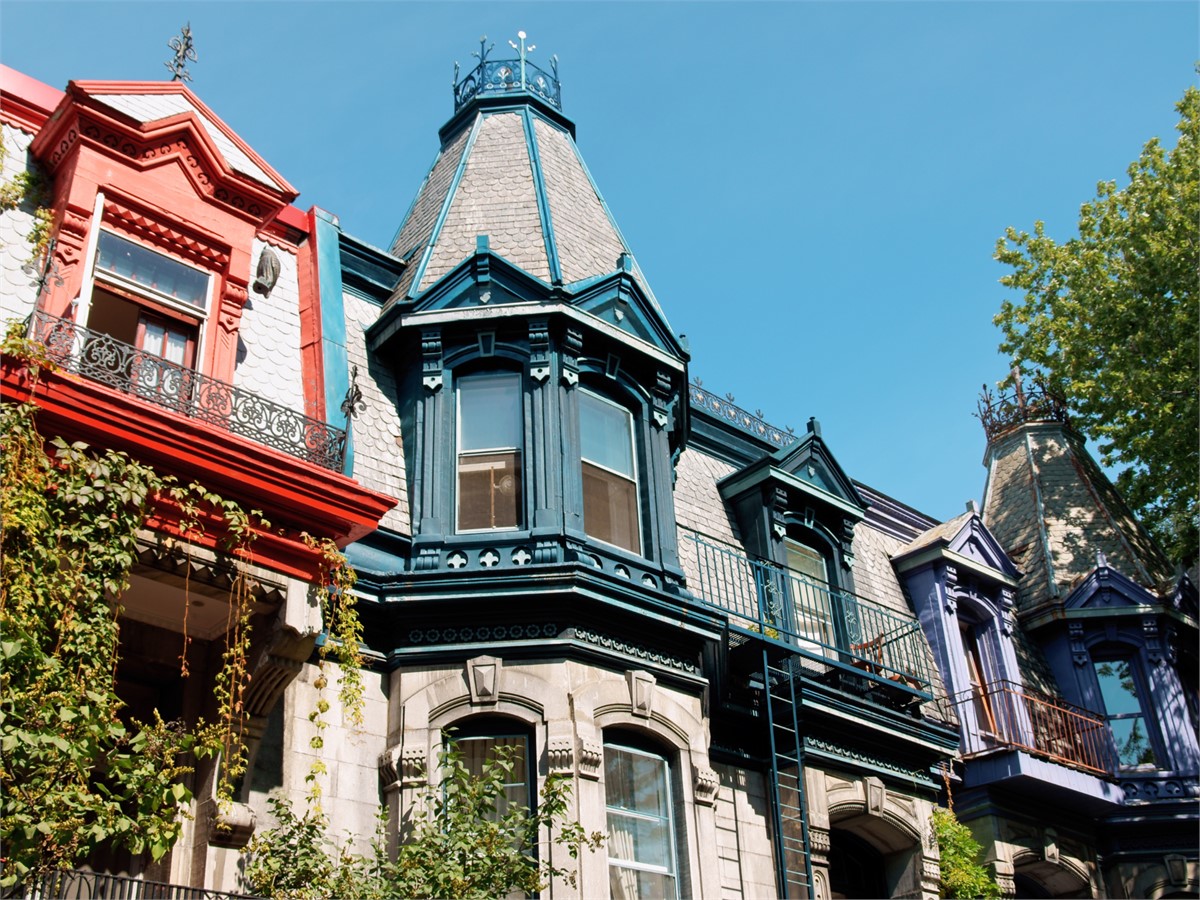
932,807 -> 1001,900
994,85 -> 1199,565
243,739 -> 603,899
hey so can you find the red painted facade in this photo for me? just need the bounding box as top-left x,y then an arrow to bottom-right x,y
2,70 -> 396,580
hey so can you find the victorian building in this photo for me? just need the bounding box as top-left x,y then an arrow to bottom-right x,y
1,40 -> 1195,900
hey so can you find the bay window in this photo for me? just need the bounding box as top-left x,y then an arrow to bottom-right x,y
457,373 -> 524,531
604,741 -> 678,900
580,390 -> 640,554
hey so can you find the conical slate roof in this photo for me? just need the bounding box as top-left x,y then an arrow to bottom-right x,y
981,416 -> 1173,611
387,72 -> 652,307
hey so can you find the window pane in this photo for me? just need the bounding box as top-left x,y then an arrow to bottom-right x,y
459,451 -> 522,530
580,391 -> 634,476
785,540 -> 827,586
604,743 -> 676,900
1093,660 -> 1142,716
1110,718 -> 1158,767
583,462 -> 638,553
609,866 -> 675,900
96,231 -> 209,309
460,374 -> 522,451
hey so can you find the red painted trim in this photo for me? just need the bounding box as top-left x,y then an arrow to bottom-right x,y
0,65 -> 63,131
68,79 -> 296,199
277,204 -> 310,234
296,208 -> 327,421
2,360 -> 397,580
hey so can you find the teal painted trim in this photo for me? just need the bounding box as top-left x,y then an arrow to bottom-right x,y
522,107 -> 562,285
406,113 -> 484,300
388,144 -> 446,255
314,212 -> 352,475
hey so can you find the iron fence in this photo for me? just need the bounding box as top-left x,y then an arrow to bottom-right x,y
951,680 -> 1112,776
26,310 -> 347,471
18,869 -> 257,900
682,529 -> 932,696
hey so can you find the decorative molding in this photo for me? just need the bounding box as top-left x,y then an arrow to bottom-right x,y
864,776 -> 887,816
804,737 -> 930,782
651,369 -> 672,430
809,827 -> 831,855
102,199 -> 230,269
627,670 -> 656,718
570,627 -> 701,675
770,487 -> 789,542
579,738 -> 603,780
693,766 -> 719,806
547,737 -> 574,775
1142,616 -> 1166,665
1121,776 -> 1194,803
407,622 -> 559,646
688,383 -> 797,447
529,318 -> 550,382
944,564 -> 959,614
561,327 -> 581,386
1069,620 -> 1089,667
421,327 -> 443,391
467,655 -> 502,704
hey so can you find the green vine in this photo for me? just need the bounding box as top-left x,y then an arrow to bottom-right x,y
0,141 -> 54,262
0,325 -> 269,884
934,770 -> 1001,899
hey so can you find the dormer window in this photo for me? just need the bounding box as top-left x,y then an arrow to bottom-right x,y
95,231 -> 209,310
456,373 -> 524,531
580,390 -> 640,555
1093,657 -> 1158,768
784,537 -> 834,651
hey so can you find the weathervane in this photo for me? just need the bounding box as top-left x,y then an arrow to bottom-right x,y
165,23 -> 198,82
509,30 -> 534,90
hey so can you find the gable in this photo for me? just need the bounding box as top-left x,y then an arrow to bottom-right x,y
947,516 -> 1021,579
1063,563 -> 1160,612
770,423 -> 865,512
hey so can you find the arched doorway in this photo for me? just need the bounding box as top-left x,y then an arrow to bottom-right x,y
828,828 -> 887,899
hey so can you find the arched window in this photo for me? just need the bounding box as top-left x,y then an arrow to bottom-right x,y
604,736 -> 678,899
447,717 -> 535,820
580,389 -> 640,554
456,372 -> 524,532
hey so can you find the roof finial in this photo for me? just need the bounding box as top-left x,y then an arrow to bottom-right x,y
509,30 -> 536,90
165,23 -> 197,82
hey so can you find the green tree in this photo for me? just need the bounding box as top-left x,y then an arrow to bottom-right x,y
932,808 -> 1002,900
994,85 -> 1199,565
243,739 -> 603,899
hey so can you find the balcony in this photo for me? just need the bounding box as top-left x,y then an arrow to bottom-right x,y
20,869 -> 256,899
951,680 -> 1112,776
682,530 -> 933,699
27,310 -> 346,471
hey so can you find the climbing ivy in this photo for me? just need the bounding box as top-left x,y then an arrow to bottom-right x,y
0,140 -> 54,262
0,327 -> 266,885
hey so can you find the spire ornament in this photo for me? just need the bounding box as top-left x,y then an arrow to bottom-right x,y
452,31 -> 562,113
165,23 -> 198,82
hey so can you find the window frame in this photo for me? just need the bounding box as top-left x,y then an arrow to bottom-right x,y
603,738 -> 679,900
1090,652 -> 1161,770
87,230 -> 213,372
579,388 -> 642,556
455,371 -> 526,534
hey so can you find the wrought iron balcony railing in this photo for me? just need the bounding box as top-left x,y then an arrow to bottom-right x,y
20,868 -> 257,899
682,530 -> 933,698
951,680 -> 1112,776
25,310 -> 347,471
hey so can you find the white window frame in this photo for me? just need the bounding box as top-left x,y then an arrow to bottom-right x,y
580,389 -> 642,555
604,741 -> 679,900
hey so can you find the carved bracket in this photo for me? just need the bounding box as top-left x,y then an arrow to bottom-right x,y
579,738 -> 603,780
422,327 -> 443,392
529,318 -> 550,382
561,327 -> 581,387
1069,621 -> 1089,667
547,737 -> 574,775
693,766 -> 719,806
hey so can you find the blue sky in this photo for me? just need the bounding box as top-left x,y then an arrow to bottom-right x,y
3,1 -> 1195,523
